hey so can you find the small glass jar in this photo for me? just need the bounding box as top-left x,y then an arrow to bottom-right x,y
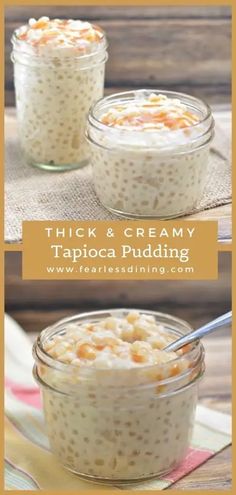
86,90 -> 214,218
33,309 -> 205,483
11,27 -> 108,171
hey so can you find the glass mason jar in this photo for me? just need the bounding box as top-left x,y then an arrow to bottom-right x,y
33,309 -> 205,483
86,90 -> 214,218
11,29 -> 108,171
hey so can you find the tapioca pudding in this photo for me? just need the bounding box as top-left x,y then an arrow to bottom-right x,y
87,90 -> 214,218
11,17 -> 108,171
33,309 -> 205,482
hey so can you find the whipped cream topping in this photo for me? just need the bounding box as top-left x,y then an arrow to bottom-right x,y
100,93 -> 199,132
44,311 -> 189,373
14,17 -> 105,55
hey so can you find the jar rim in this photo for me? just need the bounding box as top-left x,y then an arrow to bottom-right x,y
33,308 -> 204,377
86,88 -> 214,153
11,30 -> 108,61
88,89 -> 213,134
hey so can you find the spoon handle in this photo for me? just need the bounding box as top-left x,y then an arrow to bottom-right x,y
165,311 -> 232,353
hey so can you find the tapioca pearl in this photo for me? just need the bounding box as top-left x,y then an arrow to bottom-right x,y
50,409 -> 59,421
67,444 -> 75,454
124,421 -> 132,427
83,435 -> 90,443
113,428 -> 122,438
91,457 -> 105,468
132,449 -> 141,456
59,431 -> 66,440
95,439 -> 103,446
49,428 -> 56,438
66,455 -> 76,465
102,430 -> 114,442
175,431 -> 183,441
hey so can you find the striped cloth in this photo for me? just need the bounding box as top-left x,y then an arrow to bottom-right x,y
5,314 -> 232,490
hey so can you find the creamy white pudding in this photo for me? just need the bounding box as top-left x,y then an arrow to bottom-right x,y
11,17 -> 108,171
33,310 -> 205,482
87,90 -> 214,218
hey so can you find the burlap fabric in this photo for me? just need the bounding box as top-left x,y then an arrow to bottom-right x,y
5,117 -> 231,243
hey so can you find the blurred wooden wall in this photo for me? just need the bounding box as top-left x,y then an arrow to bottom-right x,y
5,252 -> 231,334
5,6 -> 231,106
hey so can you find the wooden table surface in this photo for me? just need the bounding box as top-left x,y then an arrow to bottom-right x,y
5,105 -> 231,243
5,252 -> 232,490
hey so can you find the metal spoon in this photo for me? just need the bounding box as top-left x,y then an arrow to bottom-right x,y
164,311 -> 232,353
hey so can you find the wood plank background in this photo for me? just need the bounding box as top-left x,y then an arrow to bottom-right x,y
5,251 -> 231,334
5,6 -> 231,106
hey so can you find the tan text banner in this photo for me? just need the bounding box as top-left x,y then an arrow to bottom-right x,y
22,220 -> 218,280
